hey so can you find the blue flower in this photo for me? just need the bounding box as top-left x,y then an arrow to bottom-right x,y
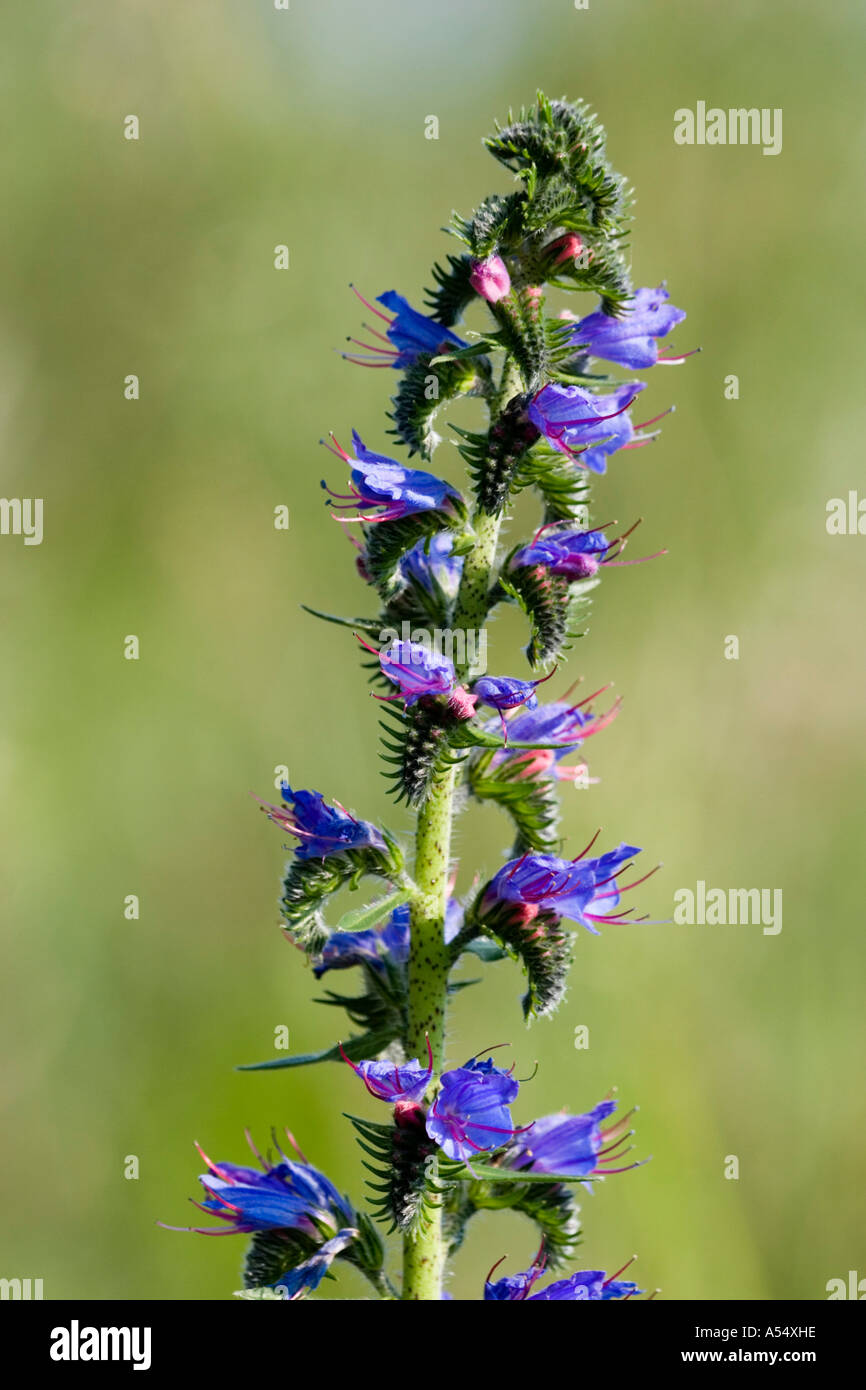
343,287 -> 467,369
480,844 -> 646,935
426,1057 -> 521,1162
272,1231 -> 357,1299
528,382 -> 645,469
164,1134 -> 354,1238
565,284 -> 687,368
311,906 -> 410,979
505,1099 -> 643,1181
258,785 -> 386,861
472,672 -> 556,743
485,1258 -> 642,1301
511,522 -> 665,581
487,694 -> 621,781
322,431 -> 463,524
375,638 -> 456,705
399,531 -> 465,601
272,1230 -> 359,1300
312,900 -> 463,980
512,527 -> 611,581
347,1049 -> 434,1104
347,1052 -> 522,1164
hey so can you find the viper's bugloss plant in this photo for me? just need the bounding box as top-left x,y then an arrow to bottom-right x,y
165,93 -> 696,1301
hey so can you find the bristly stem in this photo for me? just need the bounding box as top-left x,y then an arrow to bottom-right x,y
401,360 -> 512,1301
403,763 -> 455,1299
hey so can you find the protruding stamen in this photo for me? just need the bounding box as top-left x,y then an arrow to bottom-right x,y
604,1255 -> 638,1285
657,346 -> 701,363
572,827 -> 602,862
349,284 -> 394,323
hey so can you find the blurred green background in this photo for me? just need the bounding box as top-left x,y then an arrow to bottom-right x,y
2,0 -> 864,1301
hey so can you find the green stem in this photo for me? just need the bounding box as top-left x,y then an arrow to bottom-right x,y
403,765 -> 454,1300
400,355 -> 514,1300
453,508 -> 502,680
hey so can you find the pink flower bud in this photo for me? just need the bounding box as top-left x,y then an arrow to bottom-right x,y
469,254 -> 511,303
546,233 -> 590,268
448,685 -> 479,720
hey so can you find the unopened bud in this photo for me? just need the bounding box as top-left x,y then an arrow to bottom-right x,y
469,254 -> 511,303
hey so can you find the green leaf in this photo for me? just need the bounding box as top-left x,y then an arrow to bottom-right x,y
334,887 -> 410,935
441,1161 -> 595,1185
429,338 -> 499,366
301,605 -> 383,634
236,1028 -> 395,1072
460,937 -> 508,962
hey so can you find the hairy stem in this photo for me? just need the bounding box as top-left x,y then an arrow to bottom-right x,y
453,507 -> 502,679
401,357 -> 513,1300
403,765 -> 455,1299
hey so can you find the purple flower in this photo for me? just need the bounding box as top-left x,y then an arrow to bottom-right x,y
312,929 -> 384,979
528,382 -> 645,468
311,904 -> 411,980
322,431 -> 463,524
371,637 -> 457,705
485,1255 -> 642,1301
347,1053 -> 522,1163
511,522 -> 666,581
443,896 -> 464,944
272,1229 -> 358,1300
480,844 -> 648,935
312,899 -> 463,980
343,287 -> 467,369
258,785 -> 386,862
162,1133 -> 353,1237
399,531 -> 464,600
469,254 -> 512,303
472,672 -> 556,743
345,1044 -> 434,1104
505,1099 -> 642,1180
565,284 -> 688,368
487,693 -> 621,782
512,526 -> 610,580
426,1057 -> 521,1162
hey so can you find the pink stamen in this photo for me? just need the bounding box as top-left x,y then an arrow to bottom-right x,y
361,321 -> 394,345
244,1128 -> 269,1172
194,1142 -> 235,1183
594,864 -> 662,899
188,1199 -> 234,1222
346,337 -> 397,357
485,1255 -> 509,1286
321,484 -> 363,502
634,406 -> 675,430
604,1255 -> 637,1285
474,1042 -> 512,1058
349,284 -> 394,324
547,392 -> 638,433
657,347 -> 701,363
572,827 -> 602,862
532,518 -> 569,545
157,1220 -> 236,1236
570,681 -> 612,711
603,549 -> 668,568
506,852 -> 531,881
283,1128 -> 308,1164
331,507 -> 405,524
320,432 -> 351,462
341,354 -> 393,369
597,1133 -> 634,1158
199,1182 -> 241,1214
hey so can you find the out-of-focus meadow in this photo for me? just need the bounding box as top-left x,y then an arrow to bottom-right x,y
1,0 -> 864,1300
